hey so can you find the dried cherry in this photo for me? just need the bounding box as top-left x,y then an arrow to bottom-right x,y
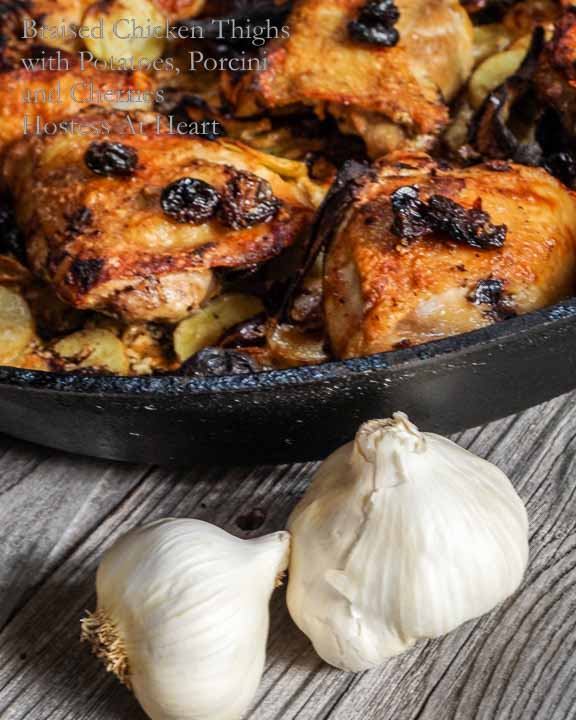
348,0 -> 400,47
84,141 -> 138,177
161,178 -> 221,224
219,171 -> 280,229
390,185 -> 507,250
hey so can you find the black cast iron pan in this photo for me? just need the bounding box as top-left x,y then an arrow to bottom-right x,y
0,297 -> 575,465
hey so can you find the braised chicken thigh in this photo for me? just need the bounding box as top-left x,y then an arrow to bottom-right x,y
225,0 -> 474,158
3,111 -> 316,322
323,153 -> 576,357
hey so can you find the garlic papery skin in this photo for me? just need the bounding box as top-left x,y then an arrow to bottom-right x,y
286,413 -> 529,672
81,519 -> 290,720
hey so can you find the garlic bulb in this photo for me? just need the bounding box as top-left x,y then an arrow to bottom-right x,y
287,413 -> 528,672
81,519 -> 290,720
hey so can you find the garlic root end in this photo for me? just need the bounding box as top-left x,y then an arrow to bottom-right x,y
80,609 -> 132,689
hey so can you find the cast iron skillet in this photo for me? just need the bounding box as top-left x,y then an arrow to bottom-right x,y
0,297 -> 575,465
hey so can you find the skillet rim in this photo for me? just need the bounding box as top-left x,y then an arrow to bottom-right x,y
1,296 -> 575,396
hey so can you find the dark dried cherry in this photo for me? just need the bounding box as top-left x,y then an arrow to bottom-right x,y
219,171 -> 281,229
161,178 -> 221,224
84,141 -> 138,177
390,185 -> 431,239
425,195 -> 507,249
348,22 -> 399,46
348,0 -> 400,47
177,347 -> 260,376
390,185 -> 507,250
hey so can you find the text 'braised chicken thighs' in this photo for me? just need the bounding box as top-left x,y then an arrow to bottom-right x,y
3,111 -> 317,322
323,153 -> 576,358
226,0 -> 474,158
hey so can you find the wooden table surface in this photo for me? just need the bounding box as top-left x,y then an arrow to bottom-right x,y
1,392 -> 576,720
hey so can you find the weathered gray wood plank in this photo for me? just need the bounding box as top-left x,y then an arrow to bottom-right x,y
1,393 -> 576,719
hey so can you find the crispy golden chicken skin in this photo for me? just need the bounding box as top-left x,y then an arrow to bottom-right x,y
0,64 -> 154,157
2,111 -> 317,322
225,0 -> 474,158
323,153 -> 576,357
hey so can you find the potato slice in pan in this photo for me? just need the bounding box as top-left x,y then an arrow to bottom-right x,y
473,24 -> 515,66
267,323 -> 328,369
83,0 -> 166,66
174,294 -> 264,363
0,286 -> 35,364
53,329 -> 129,374
468,36 -> 531,109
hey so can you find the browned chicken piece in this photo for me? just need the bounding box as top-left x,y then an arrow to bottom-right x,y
3,111 -> 317,322
0,63 -> 154,157
323,153 -> 576,357
224,0 -> 474,158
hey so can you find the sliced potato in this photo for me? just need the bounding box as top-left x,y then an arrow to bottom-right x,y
473,24 -> 514,66
83,0 -> 166,66
268,323 -> 328,368
443,100 -> 475,155
0,286 -> 35,364
234,144 -> 310,180
468,36 -> 531,110
53,329 -> 129,374
174,294 -> 264,362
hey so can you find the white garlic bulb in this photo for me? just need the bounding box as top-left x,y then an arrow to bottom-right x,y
287,413 -> 528,672
82,519 -> 290,720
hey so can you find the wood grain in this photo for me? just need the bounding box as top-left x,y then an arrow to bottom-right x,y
1,393 -> 576,719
